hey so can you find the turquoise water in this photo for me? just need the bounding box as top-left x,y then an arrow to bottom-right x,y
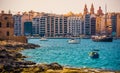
22,39 -> 120,70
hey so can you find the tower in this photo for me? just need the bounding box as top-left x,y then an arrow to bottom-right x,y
90,3 -> 94,14
97,6 -> 103,16
83,4 -> 88,15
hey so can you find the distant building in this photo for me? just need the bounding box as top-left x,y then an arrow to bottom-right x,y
46,14 -> 67,37
32,13 -> 67,37
111,13 -> 117,36
97,6 -> 104,16
13,14 -> 22,36
83,4 -> 88,15
67,16 -> 82,36
21,13 -> 30,36
117,13 -> 120,37
32,14 -> 47,37
96,16 -> 102,34
90,4 -> 94,15
21,11 -> 37,35
83,14 -> 91,35
90,15 -> 96,35
0,11 -> 14,39
24,21 -> 32,36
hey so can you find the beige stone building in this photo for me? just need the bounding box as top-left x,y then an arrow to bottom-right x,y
117,13 -> 120,37
0,11 -> 14,40
96,16 -> 102,34
0,11 -> 27,43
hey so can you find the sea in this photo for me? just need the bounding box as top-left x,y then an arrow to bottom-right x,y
21,38 -> 120,71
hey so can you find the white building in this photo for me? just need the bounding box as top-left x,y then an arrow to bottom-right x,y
67,16 -> 82,36
13,14 -> 22,36
32,13 -> 67,37
32,14 -> 47,37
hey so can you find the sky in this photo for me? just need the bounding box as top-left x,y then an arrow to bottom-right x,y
0,0 -> 120,14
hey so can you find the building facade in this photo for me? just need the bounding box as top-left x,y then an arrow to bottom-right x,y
13,14 -> 22,36
117,13 -> 120,37
111,13 -> 117,36
90,15 -> 96,35
96,16 -> 102,34
67,16 -> 82,36
24,21 -> 32,36
32,14 -> 47,37
21,11 -> 37,36
0,11 -> 14,40
32,13 -> 68,37
83,14 -> 91,36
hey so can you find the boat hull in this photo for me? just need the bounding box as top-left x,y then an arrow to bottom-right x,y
68,39 -> 79,44
92,37 -> 113,42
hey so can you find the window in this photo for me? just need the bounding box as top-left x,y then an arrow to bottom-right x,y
6,22 -> 10,27
6,31 -> 9,36
0,31 -> 2,34
0,22 -> 1,27
4,17 -> 8,20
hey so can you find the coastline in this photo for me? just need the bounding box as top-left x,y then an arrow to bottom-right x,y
0,40 -> 119,73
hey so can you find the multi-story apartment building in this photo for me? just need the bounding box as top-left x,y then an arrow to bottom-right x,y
83,14 -> 91,36
32,13 -> 47,37
111,13 -> 117,36
0,11 -> 14,39
32,13 -> 67,37
46,15 -> 67,37
90,15 -> 96,35
13,14 -> 22,36
67,16 -> 82,36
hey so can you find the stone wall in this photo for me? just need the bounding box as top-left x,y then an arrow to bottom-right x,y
0,36 -> 27,43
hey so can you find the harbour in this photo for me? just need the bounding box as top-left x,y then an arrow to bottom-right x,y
22,38 -> 120,71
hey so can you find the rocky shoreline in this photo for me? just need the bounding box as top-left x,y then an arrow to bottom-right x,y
0,40 -> 119,73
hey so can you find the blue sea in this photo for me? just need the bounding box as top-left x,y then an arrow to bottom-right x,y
21,38 -> 120,70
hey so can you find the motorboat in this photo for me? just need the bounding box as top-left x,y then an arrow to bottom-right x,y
40,37 -> 48,41
68,39 -> 79,44
91,35 -> 113,42
89,51 -> 99,59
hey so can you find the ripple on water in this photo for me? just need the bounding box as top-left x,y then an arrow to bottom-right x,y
22,39 -> 120,70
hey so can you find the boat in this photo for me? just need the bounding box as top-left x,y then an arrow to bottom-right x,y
91,35 -> 113,42
40,37 -> 48,41
68,38 -> 79,44
89,51 -> 99,59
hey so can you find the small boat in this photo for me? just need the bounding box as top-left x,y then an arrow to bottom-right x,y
40,37 -> 47,41
89,51 -> 99,59
68,39 -> 79,44
91,35 -> 113,42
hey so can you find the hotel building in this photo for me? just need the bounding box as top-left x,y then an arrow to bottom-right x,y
46,14 -> 67,37
67,16 -> 83,36
32,13 -> 67,37
32,13 -> 47,37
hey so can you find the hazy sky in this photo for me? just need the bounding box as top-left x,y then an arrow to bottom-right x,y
0,0 -> 120,14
